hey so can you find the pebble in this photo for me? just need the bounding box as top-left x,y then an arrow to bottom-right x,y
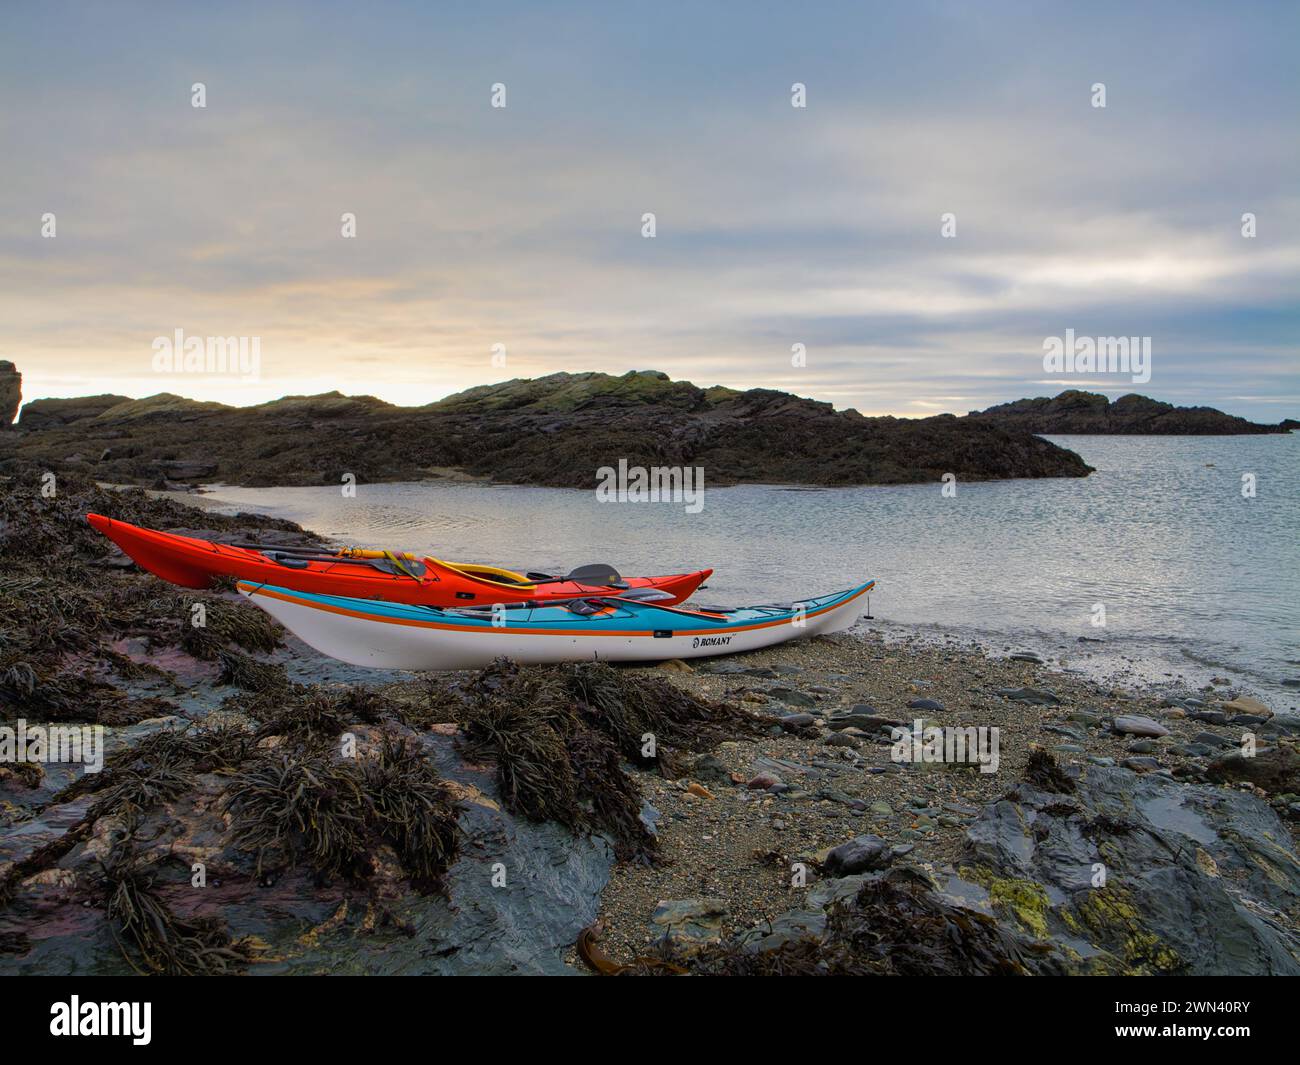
1221,696 -> 1272,719
996,687 -> 1060,705
1044,724 -> 1084,740
824,835 -> 894,875
1112,715 -> 1170,738
770,688 -> 816,708
656,659 -> 692,673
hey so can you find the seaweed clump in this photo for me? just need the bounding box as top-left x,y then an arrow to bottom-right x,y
178,596 -> 282,661
452,659 -> 758,861
224,732 -> 461,893
1022,748 -> 1077,794
0,468 -> 304,726
100,835 -> 252,976
361,734 -> 461,892
228,681 -> 388,740
225,749 -> 373,882
681,868 -> 1064,976
54,723 -> 255,809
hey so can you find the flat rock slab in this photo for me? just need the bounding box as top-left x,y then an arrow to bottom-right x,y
1206,747 -> 1300,793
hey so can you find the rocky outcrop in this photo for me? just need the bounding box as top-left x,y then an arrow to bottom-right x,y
16,394 -> 131,431
959,759 -> 1300,973
971,389 -> 1291,435
0,362 -> 20,427
0,370 -> 1094,488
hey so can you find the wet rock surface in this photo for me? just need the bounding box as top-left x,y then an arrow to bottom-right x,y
2,728 -> 615,976
961,757 -> 1300,974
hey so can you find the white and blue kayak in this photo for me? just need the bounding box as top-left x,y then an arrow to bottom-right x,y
236,579 -> 875,670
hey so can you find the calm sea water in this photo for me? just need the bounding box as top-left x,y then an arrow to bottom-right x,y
194,434 -> 1300,704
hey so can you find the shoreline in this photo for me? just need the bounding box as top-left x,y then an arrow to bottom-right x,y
138,474 -> 1300,707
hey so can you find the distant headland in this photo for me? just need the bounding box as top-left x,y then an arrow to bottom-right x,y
0,367 -> 1291,490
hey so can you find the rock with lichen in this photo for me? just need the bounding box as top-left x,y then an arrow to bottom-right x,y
958,758 -> 1300,974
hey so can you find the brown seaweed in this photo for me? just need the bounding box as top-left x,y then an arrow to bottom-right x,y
100,835 -> 251,976
453,659 -> 757,861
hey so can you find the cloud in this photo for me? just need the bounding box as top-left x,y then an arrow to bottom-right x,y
1,1 -> 1296,418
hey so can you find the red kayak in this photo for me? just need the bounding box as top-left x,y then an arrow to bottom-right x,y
86,514 -> 711,607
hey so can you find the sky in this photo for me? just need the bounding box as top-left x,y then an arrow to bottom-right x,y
1,1 -> 1297,419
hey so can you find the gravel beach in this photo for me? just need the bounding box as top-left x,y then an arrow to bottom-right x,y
579,630 -> 1300,967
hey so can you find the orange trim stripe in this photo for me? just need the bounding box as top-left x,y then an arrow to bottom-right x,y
239,581 -> 874,638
